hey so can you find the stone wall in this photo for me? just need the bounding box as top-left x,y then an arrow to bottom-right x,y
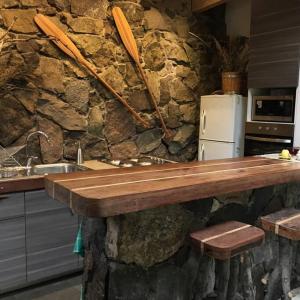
0,0 -> 225,163
82,182 -> 300,300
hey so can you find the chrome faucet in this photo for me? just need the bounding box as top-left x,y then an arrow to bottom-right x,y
25,131 -> 51,172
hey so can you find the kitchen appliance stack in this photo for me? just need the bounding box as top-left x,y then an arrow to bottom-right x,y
245,88 -> 299,156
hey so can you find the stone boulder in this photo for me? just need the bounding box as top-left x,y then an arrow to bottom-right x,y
112,1 -> 144,24
170,78 -> 194,103
84,140 -> 110,160
0,0 -> 19,8
159,75 -> 173,106
88,106 -> 104,137
13,88 -> 39,114
168,124 -> 195,154
0,94 -> 33,146
100,66 -> 126,95
144,42 -> 166,71
47,0 -> 70,11
1,9 -> 38,33
34,56 -> 65,93
104,100 -> 136,145
0,51 -> 25,86
70,0 -> 107,19
143,7 -> 172,31
179,103 -> 196,123
106,205 -> 192,268
109,140 -> 139,160
162,40 -> 189,64
65,79 -> 90,112
37,117 -> 63,163
127,89 -> 152,111
37,93 -> 87,131
20,0 -> 48,6
167,101 -> 181,128
136,128 -> 163,153
69,34 -> 103,56
68,17 -> 104,35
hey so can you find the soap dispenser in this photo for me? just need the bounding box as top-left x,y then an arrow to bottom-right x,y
77,141 -> 83,165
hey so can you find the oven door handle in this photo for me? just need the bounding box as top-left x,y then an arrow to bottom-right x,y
245,135 -> 292,144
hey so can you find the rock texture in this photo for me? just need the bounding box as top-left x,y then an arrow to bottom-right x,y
82,183 -> 300,300
0,0 -> 223,161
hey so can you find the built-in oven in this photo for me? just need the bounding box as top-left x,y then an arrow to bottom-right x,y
252,95 -> 295,123
244,122 -> 294,156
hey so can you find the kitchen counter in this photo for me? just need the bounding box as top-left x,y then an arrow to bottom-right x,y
0,160 -> 116,194
0,175 -> 45,194
44,156 -> 300,218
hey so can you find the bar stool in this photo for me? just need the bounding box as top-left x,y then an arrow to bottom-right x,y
261,208 -> 300,300
190,221 -> 265,300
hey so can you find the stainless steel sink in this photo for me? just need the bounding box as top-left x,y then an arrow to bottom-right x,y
31,163 -> 88,175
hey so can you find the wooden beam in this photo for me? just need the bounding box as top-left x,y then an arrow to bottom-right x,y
192,0 -> 226,12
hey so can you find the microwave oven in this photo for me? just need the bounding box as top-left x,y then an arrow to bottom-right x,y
252,95 -> 295,123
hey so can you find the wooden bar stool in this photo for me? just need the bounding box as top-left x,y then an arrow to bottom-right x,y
261,208 -> 300,300
190,221 -> 265,300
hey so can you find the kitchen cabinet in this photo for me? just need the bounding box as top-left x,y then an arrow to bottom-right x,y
0,193 -> 26,292
0,190 -> 81,293
249,0 -> 300,88
25,190 -> 79,282
0,192 -> 24,221
0,217 -> 26,292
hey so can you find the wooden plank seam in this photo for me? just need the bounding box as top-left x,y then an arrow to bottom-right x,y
70,162 -> 292,192
52,157 -> 272,183
275,213 -> 300,234
199,224 -> 251,253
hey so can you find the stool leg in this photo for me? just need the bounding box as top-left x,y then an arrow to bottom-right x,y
279,236 -> 293,300
227,256 -> 240,300
264,264 -> 281,300
216,259 -> 230,300
264,237 -> 282,300
241,252 -> 256,300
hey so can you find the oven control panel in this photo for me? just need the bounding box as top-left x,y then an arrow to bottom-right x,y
245,122 -> 294,137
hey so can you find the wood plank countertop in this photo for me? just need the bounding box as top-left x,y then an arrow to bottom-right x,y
44,157 -> 300,218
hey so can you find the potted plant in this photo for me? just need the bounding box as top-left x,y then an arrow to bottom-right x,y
213,36 -> 249,95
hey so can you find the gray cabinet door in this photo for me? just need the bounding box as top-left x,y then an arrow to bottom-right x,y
0,217 -> 26,292
25,190 -> 79,282
0,192 -> 24,221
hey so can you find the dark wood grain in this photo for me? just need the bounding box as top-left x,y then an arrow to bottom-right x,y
190,221 -> 265,260
261,208 -> 300,240
44,157 -> 300,218
249,0 -> 300,88
0,176 -> 44,195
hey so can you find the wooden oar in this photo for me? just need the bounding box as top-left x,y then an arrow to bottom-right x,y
112,7 -> 171,138
34,14 -> 149,128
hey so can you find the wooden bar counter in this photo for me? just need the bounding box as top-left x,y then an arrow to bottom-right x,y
42,156 -> 300,300
44,156 -> 300,217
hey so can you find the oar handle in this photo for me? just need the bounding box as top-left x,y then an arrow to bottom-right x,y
137,63 -> 171,138
80,59 -> 150,128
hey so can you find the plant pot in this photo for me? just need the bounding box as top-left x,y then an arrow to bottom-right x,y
222,72 -> 242,95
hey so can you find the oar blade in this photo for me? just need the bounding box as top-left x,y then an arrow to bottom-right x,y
34,14 -> 84,61
112,7 -> 140,63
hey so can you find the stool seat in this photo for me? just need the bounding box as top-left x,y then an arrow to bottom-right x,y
261,208 -> 300,241
190,221 -> 265,260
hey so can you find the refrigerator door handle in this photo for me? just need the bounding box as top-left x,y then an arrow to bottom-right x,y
201,110 -> 206,135
200,144 -> 205,160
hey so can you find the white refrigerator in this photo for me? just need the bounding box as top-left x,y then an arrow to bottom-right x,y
198,95 -> 247,161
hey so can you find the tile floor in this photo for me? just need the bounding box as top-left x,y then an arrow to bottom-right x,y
0,274 -> 81,300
